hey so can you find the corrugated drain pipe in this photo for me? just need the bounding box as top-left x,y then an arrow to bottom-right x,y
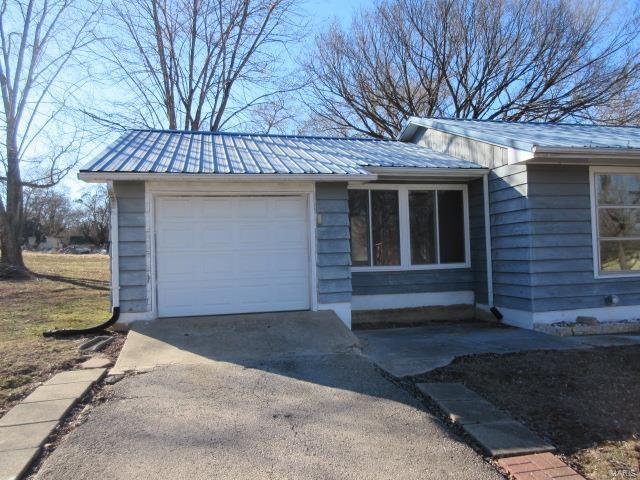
43,182 -> 121,338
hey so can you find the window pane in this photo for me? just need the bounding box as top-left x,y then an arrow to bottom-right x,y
437,190 -> 465,263
597,174 -> 640,206
348,190 -> 370,266
598,208 -> 640,237
371,190 -> 400,266
409,190 -> 437,264
600,240 -> 640,272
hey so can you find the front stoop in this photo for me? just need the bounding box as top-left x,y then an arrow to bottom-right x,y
0,368 -> 105,480
498,453 -> 585,480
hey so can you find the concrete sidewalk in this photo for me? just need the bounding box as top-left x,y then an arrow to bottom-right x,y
355,322 -> 640,377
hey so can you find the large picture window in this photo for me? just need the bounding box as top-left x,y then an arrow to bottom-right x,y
348,185 -> 469,270
592,169 -> 640,276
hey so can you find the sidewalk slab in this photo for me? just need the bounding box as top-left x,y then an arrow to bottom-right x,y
437,399 -> 511,425
44,368 -> 106,386
463,420 -> 556,458
0,398 -> 77,427
0,448 -> 40,480
417,382 -> 476,401
22,382 -> 92,403
0,422 -> 58,452
417,383 -> 511,425
79,357 -> 112,369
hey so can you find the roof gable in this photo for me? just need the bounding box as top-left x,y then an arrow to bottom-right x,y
400,117 -> 640,151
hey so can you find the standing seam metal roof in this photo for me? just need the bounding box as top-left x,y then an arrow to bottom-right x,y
81,130 -> 483,175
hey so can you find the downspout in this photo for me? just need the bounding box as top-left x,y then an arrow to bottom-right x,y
483,173 -> 502,320
43,182 -> 120,337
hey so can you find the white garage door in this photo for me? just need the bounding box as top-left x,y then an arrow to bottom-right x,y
155,195 -> 310,317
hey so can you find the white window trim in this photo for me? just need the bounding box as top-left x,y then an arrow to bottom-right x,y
348,183 -> 471,272
589,166 -> 640,279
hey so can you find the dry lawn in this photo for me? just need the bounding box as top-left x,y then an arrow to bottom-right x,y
0,252 -> 111,414
414,346 -> 640,480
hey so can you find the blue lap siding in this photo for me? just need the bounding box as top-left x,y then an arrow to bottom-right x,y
315,183 -> 352,304
113,181 -> 148,313
527,165 -> 640,311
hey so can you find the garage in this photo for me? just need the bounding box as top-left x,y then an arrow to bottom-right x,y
154,195 -> 311,317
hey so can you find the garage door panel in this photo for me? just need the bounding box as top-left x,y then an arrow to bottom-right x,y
273,197 -> 307,217
156,195 -> 310,318
199,198 -> 233,218
234,198 -> 269,217
157,198 -> 193,218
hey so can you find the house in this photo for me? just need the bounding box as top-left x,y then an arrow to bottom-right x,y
79,119 -> 640,330
26,235 -> 64,250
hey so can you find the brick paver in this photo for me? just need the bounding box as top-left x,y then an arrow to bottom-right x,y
498,453 -> 585,479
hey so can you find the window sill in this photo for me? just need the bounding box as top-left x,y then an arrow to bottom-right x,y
594,271 -> 640,279
351,262 -> 471,273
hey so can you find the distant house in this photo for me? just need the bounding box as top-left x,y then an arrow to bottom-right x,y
26,235 -> 64,250
79,119 -> 640,330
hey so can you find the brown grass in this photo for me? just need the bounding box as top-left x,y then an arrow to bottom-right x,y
0,252 -> 111,414
414,347 -> 640,480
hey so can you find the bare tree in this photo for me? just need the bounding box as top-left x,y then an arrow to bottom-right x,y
73,185 -> 108,247
303,0 -> 640,138
0,0 -> 97,271
23,187 -> 72,245
92,0 -> 304,132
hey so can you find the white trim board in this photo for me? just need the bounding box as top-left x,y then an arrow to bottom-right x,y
477,304 -> 640,329
118,311 -> 157,324
318,302 -> 352,328
352,291 -> 474,311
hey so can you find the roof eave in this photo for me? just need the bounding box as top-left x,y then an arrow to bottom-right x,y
530,146 -> 640,164
78,171 -> 378,183
365,166 -> 488,177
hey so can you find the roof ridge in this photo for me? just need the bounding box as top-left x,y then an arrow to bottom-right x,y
130,129 -> 386,141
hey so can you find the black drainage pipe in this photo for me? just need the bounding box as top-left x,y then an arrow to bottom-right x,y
489,306 -> 503,321
43,307 -> 120,338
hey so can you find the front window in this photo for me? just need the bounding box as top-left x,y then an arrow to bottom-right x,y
348,185 -> 469,270
594,171 -> 640,275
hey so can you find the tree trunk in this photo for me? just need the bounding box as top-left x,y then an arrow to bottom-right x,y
0,220 -> 25,269
1,127 -> 26,271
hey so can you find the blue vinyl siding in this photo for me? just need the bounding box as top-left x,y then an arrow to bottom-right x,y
488,164 -> 534,311
527,165 -> 640,311
351,269 -> 474,296
315,183 -> 352,304
113,181 -> 148,313
469,178 -> 488,304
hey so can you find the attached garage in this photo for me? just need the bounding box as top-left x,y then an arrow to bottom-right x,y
154,195 -> 311,317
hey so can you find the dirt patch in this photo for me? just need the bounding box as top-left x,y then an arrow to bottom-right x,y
413,346 -> 640,480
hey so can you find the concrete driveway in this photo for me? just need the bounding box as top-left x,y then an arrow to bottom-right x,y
36,312 -> 502,480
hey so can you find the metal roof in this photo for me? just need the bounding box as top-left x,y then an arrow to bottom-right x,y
80,129 -> 483,176
401,117 -> 640,152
